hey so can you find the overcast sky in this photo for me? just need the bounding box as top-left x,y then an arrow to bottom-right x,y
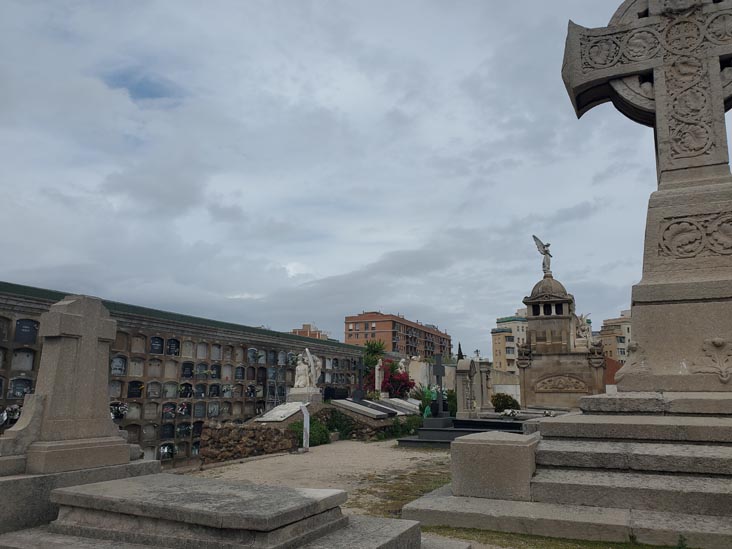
0,1 -> 689,356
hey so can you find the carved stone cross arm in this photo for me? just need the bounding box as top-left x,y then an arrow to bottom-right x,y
563,0 -> 732,187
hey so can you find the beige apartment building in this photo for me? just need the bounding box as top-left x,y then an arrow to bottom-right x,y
344,311 -> 452,359
290,323 -> 330,340
491,309 -> 528,372
600,310 -> 632,365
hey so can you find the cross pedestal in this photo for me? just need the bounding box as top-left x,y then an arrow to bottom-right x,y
564,0 -> 732,393
0,296 -> 130,474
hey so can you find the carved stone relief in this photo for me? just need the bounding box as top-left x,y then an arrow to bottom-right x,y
535,376 -> 589,393
692,337 -> 732,383
659,211 -> 732,257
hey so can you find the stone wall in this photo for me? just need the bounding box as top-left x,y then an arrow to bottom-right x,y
199,404 -> 418,464
199,420 -> 299,463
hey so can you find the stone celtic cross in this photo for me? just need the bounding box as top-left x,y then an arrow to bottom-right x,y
563,0 -> 732,186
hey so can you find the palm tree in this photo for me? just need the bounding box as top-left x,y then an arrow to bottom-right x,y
363,340 -> 386,371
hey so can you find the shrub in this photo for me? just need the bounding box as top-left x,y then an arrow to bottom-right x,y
288,419 -> 330,447
376,416 -> 423,440
491,393 -> 521,413
447,389 -> 457,417
324,410 -> 354,439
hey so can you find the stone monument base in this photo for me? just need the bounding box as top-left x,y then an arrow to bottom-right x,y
0,474 -> 471,549
287,387 -> 323,404
0,459 -> 161,535
404,392 -> 732,547
25,436 -> 131,475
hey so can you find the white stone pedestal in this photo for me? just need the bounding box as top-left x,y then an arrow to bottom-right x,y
287,387 -> 323,404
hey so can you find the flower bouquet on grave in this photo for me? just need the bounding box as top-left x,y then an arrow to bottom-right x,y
110,402 -> 128,421
177,402 -> 191,416
501,409 -> 520,418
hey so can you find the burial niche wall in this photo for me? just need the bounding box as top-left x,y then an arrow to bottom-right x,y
147,359 -> 162,377
14,319 -> 39,344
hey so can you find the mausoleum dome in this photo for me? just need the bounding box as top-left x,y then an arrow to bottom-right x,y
528,274 -> 569,301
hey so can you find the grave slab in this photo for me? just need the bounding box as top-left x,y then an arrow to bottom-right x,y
255,402 -> 306,423
331,399 -> 388,419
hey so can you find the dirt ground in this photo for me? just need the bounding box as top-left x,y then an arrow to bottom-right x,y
189,440 -> 500,548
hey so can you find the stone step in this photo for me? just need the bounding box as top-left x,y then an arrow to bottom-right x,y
0,519 -> 472,549
396,436 -> 451,449
537,413 -> 732,442
580,392 -> 732,415
536,439 -> 732,475
531,468 -> 732,517
404,485 -> 732,548
416,428 -> 495,441
299,515 -> 417,548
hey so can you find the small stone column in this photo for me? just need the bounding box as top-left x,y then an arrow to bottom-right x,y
2,296 -> 130,474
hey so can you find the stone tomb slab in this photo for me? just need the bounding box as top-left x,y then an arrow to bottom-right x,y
331,399 -> 388,419
255,402 -> 306,423
47,473 -> 348,548
346,398 -> 397,417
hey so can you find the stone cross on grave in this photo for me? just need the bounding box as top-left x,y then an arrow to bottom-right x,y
563,0 -> 732,394
563,0 -> 732,187
0,296 -> 130,475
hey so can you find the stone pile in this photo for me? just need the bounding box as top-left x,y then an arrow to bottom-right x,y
200,421 -> 299,463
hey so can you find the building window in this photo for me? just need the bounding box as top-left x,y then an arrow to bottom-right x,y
532,305 -> 540,316
506,336 -> 514,343
555,303 -> 564,315
348,323 -> 353,331
616,336 -> 626,344
543,304 -> 552,316
619,348 -> 626,356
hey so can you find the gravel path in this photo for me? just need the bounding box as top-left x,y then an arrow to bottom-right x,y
189,440 -> 505,548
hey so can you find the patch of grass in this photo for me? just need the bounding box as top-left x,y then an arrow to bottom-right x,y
344,460 -> 450,518
422,526 -> 670,549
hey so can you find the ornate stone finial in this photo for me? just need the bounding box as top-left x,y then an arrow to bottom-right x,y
532,235 -> 553,275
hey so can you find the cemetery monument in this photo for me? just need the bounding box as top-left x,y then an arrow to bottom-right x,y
404,2 -> 732,546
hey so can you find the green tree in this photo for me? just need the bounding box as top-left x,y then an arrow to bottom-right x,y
363,340 -> 386,371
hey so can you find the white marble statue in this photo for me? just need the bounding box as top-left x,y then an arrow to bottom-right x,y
397,358 -> 407,373
374,358 -> 384,392
532,235 -> 552,274
305,348 -> 322,387
294,354 -> 310,388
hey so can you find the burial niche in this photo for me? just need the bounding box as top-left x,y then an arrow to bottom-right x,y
208,384 -> 221,397
166,338 -> 180,356
210,364 -> 221,379
194,383 -> 206,398
192,421 -> 204,437
124,424 -> 141,444
176,423 -> 192,438
131,335 -> 146,354
0,347 -> 6,370
193,402 -> 206,418
179,383 -> 193,398
109,356 -> 127,376
178,402 -> 191,417
196,342 -> 208,359
9,377 -> 32,399
235,347 -> 245,363
129,357 -> 144,377
207,401 -> 220,417
163,382 -> 178,399
144,402 -> 159,419
147,381 -> 161,398
211,344 -> 222,360
158,442 -> 175,459
222,384 -> 233,398
222,364 -> 233,381
113,331 -> 129,351
181,362 -> 194,379
127,381 -> 144,398
182,341 -> 194,358
142,424 -> 158,441
162,402 -> 176,420
149,337 -> 164,355
13,319 -> 39,344
234,366 -> 245,380
223,345 -> 233,361
247,348 -> 258,364
195,363 -> 208,379
126,402 -> 142,420
164,360 -> 177,379
109,380 -> 123,398
147,359 -> 162,378
11,349 -> 34,371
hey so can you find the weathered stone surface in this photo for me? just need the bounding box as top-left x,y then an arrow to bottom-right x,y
403,486 -> 630,543
255,402 -> 306,423
531,468 -> 732,517
538,413 -> 732,442
537,439 -> 732,475
287,387 -> 323,404
631,509 -> 732,549
50,474 -> 347,531
0,460 -> 161,535
331,399 -> 388,419
300,515 -> 421,549
451,432 -> 539,501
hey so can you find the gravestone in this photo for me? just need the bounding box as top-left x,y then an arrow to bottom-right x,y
0,296 -> 160,533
